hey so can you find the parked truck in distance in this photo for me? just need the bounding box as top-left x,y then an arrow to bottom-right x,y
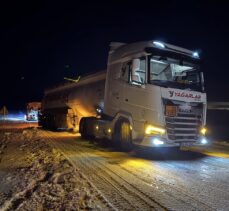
39,40 -> 208,150
26,102 -> 41,121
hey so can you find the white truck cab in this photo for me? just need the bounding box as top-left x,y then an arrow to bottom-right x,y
100,40 -> 207,149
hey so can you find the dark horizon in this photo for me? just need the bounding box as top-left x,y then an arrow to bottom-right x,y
1,1 -> 229,110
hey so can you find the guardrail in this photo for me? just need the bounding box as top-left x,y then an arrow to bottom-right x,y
208,102 -> 229,110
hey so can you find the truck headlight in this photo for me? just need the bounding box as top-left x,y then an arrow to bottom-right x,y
200,127 -> 207,136
152,138 -> 164,145
145,125 -> 166,135
200,138 -> 208,145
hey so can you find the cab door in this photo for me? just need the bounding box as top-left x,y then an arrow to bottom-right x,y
122,57 -> 148,120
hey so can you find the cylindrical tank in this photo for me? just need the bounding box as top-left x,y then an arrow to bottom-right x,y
41,71 -> 106,130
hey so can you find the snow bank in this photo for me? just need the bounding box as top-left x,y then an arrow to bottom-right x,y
0,129 -> 109,210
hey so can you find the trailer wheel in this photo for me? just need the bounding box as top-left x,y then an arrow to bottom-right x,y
115,120 -> 133,152
79,117 -> 96,140
79,118 -> 87,139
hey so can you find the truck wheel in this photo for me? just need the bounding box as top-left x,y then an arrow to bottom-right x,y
79,118 -> 87,139
119,120 -> 133,152
79,117 -> 96,140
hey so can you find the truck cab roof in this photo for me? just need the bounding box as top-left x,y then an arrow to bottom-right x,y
109,40 -> 199,62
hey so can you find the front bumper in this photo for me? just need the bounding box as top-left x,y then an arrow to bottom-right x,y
133,135 -> 208,148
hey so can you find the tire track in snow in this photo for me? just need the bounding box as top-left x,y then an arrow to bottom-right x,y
43,131 -> 169,210
43,132 -> 117,211
43,130 -> 220,211
68,141 -> 214,211
0,133 -> 10,164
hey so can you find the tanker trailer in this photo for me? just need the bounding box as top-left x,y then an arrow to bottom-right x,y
39,71 -> 106,130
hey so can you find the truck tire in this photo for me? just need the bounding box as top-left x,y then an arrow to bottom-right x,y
79,117 -> 96,140
79,117 -> 88,139
114,119 -> 133,152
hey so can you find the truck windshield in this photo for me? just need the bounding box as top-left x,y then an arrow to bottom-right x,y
149,56 -> 202,91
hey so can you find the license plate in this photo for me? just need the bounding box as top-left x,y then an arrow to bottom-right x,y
181,142 -> 193,147
165,105 -> 177,117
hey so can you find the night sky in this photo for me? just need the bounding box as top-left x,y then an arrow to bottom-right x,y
1,1 -> 229,110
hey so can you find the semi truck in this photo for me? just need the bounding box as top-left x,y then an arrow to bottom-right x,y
26,102 -> 41,121
39,40 -> 208,150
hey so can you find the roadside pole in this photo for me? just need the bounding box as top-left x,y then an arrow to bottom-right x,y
0,106 -> 9,122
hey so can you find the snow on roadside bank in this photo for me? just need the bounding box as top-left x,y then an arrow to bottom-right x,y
0,128 -> 110,210
214,141 -> 229,147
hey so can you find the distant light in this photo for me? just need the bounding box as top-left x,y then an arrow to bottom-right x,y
153,41 -> 165,48
153,138 -> 164,145
95,125 -> 99,130
193,51 -> 199,58
96,108 -> 102,113
65,64 -> 70,69
200,138 -> 208,145
107,128 -> 112,133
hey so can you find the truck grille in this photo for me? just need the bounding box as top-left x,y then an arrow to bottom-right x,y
163,99 -> 203,142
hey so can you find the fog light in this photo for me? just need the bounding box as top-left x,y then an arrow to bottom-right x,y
153,138 -> 164,145
200,127 -> 207,135
201,138 -> 208,145
145,125 -> 165,135
96,108 -> 102,113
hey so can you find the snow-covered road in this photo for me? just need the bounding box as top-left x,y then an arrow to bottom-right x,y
42,130 -> 229,211
0,127 -> 228,210
0,129 -> 111,210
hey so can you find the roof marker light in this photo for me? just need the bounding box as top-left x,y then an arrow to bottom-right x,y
193,51 -> 199,58
153,41 -> 165,49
